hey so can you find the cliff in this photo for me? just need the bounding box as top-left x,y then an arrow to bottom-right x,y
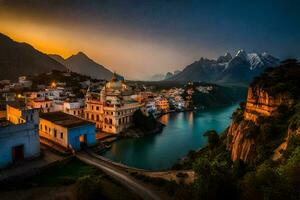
227,59 -> 300,164
243,87 -> 293,122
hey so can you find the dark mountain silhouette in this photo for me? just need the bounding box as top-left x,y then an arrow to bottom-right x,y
50,52 -> 120,80
0,33 -> 67,80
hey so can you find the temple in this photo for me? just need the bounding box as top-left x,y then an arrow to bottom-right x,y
84,73 -> 143,134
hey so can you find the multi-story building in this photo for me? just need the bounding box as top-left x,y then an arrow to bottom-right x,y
84,73 -> 143,134
0,102 -> 40,169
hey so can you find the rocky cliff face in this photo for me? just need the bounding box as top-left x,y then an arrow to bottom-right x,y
227,85 -> 297,163
227,120 -> 255,162
243,87 -> 293,122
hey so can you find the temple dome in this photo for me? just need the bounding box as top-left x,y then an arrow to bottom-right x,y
104,72 -> 129,91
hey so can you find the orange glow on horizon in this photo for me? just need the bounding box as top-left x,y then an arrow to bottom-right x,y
0,12 -> 200,79
1,30 -> 75,59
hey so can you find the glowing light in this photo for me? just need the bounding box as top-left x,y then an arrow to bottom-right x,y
51,81 -> 57,88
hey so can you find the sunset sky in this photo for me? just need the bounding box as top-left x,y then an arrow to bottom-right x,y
0,0 -> 300,79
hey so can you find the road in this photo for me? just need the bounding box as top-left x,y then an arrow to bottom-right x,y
76,152 -> 162,200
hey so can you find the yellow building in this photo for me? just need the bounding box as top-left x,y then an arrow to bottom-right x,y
39,112 -> 96,151
6,102 -> 39,125
84,73 -> 143,134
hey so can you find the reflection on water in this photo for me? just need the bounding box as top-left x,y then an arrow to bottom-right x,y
160,114 -> 169,125
102,104 -> 238,170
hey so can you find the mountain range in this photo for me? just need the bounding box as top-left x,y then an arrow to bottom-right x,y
49,52 -> 119,80
168,50 -> 280,85
0,33 -> 67,80
0,33 -> 118,81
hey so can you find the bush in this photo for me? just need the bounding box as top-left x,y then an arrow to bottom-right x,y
76,176 -> 104,200
203,130 -> 219,149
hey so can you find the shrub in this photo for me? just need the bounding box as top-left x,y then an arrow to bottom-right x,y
76,176 -> 104,200
203,130 -> 219,149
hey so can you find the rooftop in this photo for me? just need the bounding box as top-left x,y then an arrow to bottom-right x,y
40,112 -> 94,128
7,101 -> 27,110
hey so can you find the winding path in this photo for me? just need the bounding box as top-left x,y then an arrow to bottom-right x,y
76,151 -> 162,200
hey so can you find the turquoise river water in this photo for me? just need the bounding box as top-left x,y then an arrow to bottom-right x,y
102,104 -> 238,170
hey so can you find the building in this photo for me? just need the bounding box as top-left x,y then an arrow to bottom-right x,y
0,102 -> 40,169
85,73 -> 143,134
155,97 -> 170,112
63,100 -> 85,118
27,98 -> 54,113
39,112 -> 96,151
18,76 -> 32,88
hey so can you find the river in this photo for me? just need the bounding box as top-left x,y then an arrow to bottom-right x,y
102,104 -> 238,170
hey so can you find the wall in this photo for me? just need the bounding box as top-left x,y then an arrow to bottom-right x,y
0,123 -> 40,169
39,118 -> 68,148
67,124 -> 96,150
39,119 -> 96,151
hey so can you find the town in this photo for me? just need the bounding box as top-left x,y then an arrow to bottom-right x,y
0,69 -> 219,170
2,1 -> 299,199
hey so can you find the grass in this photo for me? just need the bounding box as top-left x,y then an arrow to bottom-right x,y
1,158 -> 139,200
28,159 -> 98,186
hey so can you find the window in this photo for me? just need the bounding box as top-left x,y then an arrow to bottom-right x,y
60,132 -> 63,139
73,111 -> 76,115
96,106 -> 99,110
45,125 -> 47,132
91,114 -> 94,120
96,115 -> 99,121
54,129 -> 57,138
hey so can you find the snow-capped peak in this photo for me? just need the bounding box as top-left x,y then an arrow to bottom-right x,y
236,49 -> 247,58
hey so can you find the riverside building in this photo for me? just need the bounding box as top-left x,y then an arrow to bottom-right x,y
84,73 -> 143,134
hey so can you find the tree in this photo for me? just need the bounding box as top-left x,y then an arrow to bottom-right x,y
203,130 -> 219,149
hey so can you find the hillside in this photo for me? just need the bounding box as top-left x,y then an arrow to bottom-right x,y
168,50 -> 280,85
171,59 -> 300,200
182,82 -> 247,109
0,33 -> 67,80
49,52 -> 119,80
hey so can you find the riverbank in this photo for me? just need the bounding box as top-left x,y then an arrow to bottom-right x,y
101,104 -> 238,170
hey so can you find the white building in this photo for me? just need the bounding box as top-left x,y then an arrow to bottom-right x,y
63,100 -> 85,118
85,73 -> 143,134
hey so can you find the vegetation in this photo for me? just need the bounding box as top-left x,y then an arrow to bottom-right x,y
160,59 -> 300,200
132,109 -> 162,131
182,82 -> 247,109
251,59 -> 300,98
0,159 -> 138,200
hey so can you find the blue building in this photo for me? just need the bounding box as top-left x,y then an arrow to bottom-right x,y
39,112 -> 96,151
0,102 -> 40,169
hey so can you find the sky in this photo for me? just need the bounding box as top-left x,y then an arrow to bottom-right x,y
0,0 -> 300,79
